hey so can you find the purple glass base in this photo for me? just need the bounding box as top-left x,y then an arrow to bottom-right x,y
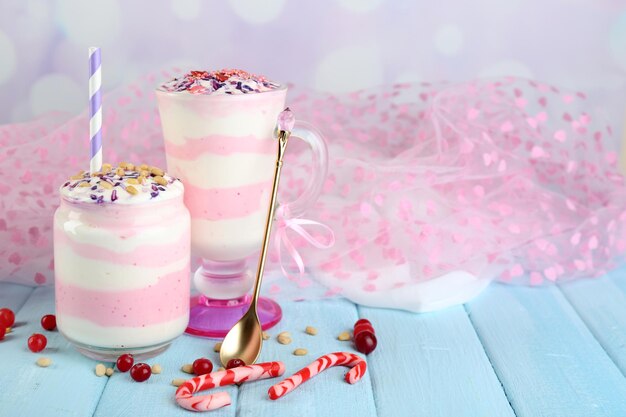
185,294 -> 282,338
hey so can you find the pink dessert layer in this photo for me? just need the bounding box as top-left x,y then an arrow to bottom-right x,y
55,267 -> 189,327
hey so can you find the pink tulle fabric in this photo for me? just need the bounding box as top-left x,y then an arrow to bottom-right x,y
1,71 -> 625,311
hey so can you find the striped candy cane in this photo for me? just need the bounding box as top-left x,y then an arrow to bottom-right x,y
268,352 -> 367,400
175,362 -> 285,412
88,47 -> 102,174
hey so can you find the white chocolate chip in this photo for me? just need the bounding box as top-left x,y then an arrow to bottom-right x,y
181,364 -> 194,374
151,364 -> 162,374
36,357 -> 52,367
95,363 -> 106,377
105,368 -> 114,376
305,326 -> 318,335
293,348 -> 308,356
213,342 -> 222,353
262,331 -> 270,340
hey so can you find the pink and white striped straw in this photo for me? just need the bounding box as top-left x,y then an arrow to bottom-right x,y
88,47 -> 102,174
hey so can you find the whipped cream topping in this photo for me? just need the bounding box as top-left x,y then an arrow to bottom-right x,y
60,162 -> 184,204
157,69 -> 281,95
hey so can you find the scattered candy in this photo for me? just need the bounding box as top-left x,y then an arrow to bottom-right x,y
27,333 -> 47,352
305,326 -> 318,336
269,352 -> 367,400
181,364 -> 194,374
293,348 -> 308,356
130,363 -> 151,382
226,358 -> 245,369
353,319 -> 377,354
262,331 -> 270,340
213,342 -> 222,353
116,354 -> 134,372
40,314 -> 56,331
95,364 -> 106,377
175,362 -> 285,412
172,378 -> 186,387
0,308 -> 15,328
192,358 -> 213,376
159,69 -> 281,96
105,367 -> 114,377
151,364 -> 162,374
36,357 -> 52,368
337,332 -> 351,341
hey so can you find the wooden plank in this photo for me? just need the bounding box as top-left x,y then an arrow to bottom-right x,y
358,304 -> 515,417
237,299 -> 378,417
559,267 -> 626,375
0,282 -> 35,313
0,286 -> 108,417
466,283 -> 626,417
93,327 -> 238,417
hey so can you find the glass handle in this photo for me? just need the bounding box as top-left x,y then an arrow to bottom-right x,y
281,121 -> 328,217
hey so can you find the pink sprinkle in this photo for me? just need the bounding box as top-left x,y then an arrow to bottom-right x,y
508,224 -> 521,234
529,272 -> 543,286
467,108 -> 480,120
531,146 -> 547,158
570,232 -> 581,246
574,259 -> 586,271
553,130 -> 567,142
34,272 -> 46,285
544,267 -> 557,282
500,121 -> 513,132
510,264 -> 524,277
588,236 -> 599,250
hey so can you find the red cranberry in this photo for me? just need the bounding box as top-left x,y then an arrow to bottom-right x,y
354,323 -> 375,335
41,314 -> 57,331
354,331 -> 377,354
226,358 -> 245,369
0,308 -> 15,328
116,354 -> 134,372
130,363 -> 151,382
354,318 -> 371,327
27,333 -> 47,352
192,358 -> 214,376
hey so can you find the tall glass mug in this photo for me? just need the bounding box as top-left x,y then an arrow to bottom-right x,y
54,167 -> 190,360
156,70 -> 327,337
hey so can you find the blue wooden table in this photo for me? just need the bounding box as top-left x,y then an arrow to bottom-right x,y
2,267 -> 626,417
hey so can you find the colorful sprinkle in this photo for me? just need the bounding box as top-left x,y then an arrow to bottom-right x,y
158,69 -> 281,95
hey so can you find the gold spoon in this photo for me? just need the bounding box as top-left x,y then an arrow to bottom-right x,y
220,108 -> 295,366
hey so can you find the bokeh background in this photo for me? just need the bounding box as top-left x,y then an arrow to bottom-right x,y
0,0 -> 625,138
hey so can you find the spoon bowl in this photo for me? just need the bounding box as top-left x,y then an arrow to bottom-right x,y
219,308 -> 263,365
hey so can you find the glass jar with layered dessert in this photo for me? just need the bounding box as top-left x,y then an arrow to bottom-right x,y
54,163 -> 190,360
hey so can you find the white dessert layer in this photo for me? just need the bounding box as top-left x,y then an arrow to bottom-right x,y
58,314 -> 188,348
166,153 -> 275,189
54,244 -> 189,291
191,214 -> 266,261
55,218 -> 189,252
161,111 -> 278,145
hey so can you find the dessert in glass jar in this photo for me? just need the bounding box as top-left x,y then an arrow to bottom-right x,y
54,163 -> 190,360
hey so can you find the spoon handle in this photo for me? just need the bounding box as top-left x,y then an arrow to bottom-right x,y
250,130 -> 290,310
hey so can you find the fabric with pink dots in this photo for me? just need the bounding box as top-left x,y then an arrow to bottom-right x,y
0,72 -> 624,310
